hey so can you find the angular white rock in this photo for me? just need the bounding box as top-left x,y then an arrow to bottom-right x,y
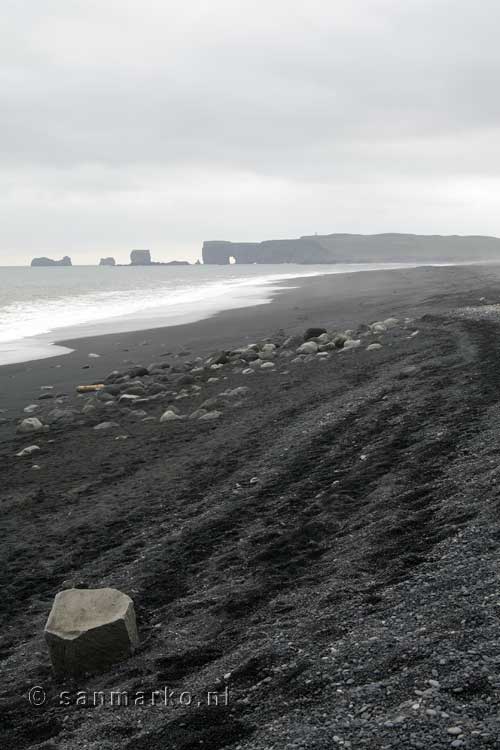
44,587 -> 139,676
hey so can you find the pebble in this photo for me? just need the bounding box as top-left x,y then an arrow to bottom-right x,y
199,410 -> 222,421
24,404 -> 40,414
93,421 -> 119,430
160,410 -> 184,423
16,445 -> 40,457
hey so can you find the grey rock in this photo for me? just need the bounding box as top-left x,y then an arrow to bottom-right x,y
366,343 -> 383,351
341,339 -> 361,350
46,408 -> 77,426
118,394 -> 141,403
24,404 -> 40,414
44,587 -> 138,676
333,334 -> 348,349
93,421 -> 119,430
189,408 -> 207,419
304,327 -> 326,341
126,366 -> 149,378
17,417 -> 44,434
199,410 -> 222,421
297,341 -> 318,355
16,445 -> 41,457
160,409 -> 184,423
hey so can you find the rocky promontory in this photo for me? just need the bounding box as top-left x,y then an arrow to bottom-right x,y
30,256 -> 72,267
202,232 -> 500,264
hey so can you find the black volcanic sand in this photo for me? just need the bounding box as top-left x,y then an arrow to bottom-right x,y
3,264 -> 500,748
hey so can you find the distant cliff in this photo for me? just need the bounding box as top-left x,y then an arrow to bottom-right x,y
202,234 -> 500,264
99,257 -> 116,266
130,249 -> 151,265
31,256 -> 72,267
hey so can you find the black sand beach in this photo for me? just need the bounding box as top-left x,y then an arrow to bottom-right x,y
3,264 -> 500,749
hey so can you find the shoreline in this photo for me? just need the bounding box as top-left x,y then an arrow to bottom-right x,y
1,262 -> 498,422
0,262 -> 425,368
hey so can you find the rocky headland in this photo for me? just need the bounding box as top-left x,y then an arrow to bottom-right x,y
202,233 -> 500,264
30,256 -> 72,267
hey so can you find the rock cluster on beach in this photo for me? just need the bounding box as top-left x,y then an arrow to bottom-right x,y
11,315 -> 416,456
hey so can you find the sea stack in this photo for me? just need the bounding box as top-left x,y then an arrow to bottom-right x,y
130,249 -> 152,265
31,256 -> 72,267
99,257 -> 116,266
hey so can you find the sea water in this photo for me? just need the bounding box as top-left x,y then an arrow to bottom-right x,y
0,263 -> 420,365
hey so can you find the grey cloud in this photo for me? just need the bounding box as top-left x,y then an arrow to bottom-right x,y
2,0 -> 500,264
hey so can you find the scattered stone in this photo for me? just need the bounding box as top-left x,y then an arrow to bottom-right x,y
190,409 -> 207,419
260,361 -> 276,369
242,368 -> 255,375
93,421 -> 119,430
316,333 -> 330,344
24,404 -> 40,414
160,410 -> 184,422
297,341 -> 318,355
44,588 -> 139,676
333,334 -> 348,349
88,353 -> 100,358
17,417 -> 44,434
384,317 -> 399,328
224,386 -> 250,398
119,394 -> 141,403
398,365 -> 419,379
199,410 -> 222,421
341,339 -> 361,351
127,366 -> 149,378
82,399 -> 98,415
304,327 -> 326,341
447,727 -> 463,736
366,343 -> 383,351
16,445 -> 40,457
45,408 -> 77,426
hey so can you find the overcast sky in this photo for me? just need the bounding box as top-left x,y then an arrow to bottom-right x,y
2,0 -> 500,265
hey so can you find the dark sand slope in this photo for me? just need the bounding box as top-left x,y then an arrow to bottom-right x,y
2,265 -> 500,748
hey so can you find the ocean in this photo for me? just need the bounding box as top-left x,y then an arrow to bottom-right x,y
0,263 -> 421,366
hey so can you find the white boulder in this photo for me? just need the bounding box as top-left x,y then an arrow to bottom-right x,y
44,587 -> 138,676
